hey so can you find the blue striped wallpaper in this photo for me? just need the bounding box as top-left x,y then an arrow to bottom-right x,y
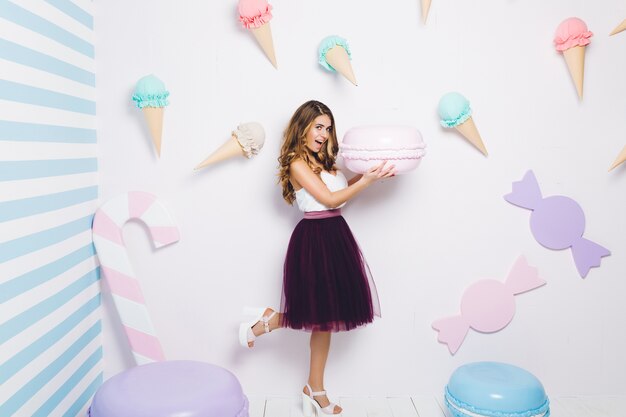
0,1 -> 100,416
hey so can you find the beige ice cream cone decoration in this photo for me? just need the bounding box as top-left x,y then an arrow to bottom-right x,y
438,92 -> 488,156
195,122 -> 265,170
238,0 -> 277,68
319,35 -> 357,86
421,0 -> 432,24
609,145 -> 626,172
554,17 -> 593,100
610,19 -> 626,36
132,75 -> 169,157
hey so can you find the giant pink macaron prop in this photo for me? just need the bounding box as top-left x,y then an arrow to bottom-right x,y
339,126 -> 426,174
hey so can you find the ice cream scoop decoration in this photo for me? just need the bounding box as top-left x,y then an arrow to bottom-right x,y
432,256 -> 545,355
339,126 -> 426,174
132,75 -> 169,157
195,122 -> 265,170
318,35 -> 357,86
438,92 -> 488,156
554,17 -> 593,99
238,0 -> 277,68
610,19 -> 626,36
504,170 -> 610,278
92,191 -> 180,364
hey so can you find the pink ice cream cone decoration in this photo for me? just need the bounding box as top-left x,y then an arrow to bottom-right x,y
238,0 -> 277,68
432,256 -> 545,355
554,17 -> 593,99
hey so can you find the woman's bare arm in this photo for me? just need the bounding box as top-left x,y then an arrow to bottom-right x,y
290,160 -> 395,208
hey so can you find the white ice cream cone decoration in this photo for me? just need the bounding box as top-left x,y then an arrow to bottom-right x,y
610,19 -> 626,36
421,0 -> 432,24
318,35 -> 357,86
195,122 -> 265,170
554,17 -> 593,100
438,92 -> 488,156
609,145 -> 626,172
238,0 -> 277,68
132,74 -> 169,157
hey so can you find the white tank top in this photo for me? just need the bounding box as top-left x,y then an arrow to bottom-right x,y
294,171 -> 348,212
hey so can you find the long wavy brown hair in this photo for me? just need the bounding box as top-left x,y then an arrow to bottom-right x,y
278,100 -> 339,205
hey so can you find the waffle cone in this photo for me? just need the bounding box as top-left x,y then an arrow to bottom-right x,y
421,0 -> 432,23
251,23 -> 277,68
195,136 -> 244,170
610,19 -> 626,36
326,45 -> 357,86
455,117 -> 488,156
563,45 -> 586,99
142,107 -> 164,157
609,145 -> 626,171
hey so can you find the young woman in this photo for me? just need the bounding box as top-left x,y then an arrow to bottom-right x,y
239,100 -> 395,416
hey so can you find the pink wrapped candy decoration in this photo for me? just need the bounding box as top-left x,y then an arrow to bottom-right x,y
339,126 -> 426,174
432,256 -> 545,355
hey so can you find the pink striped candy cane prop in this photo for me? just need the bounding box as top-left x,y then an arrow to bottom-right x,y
432,256 -> 546,355
92,191 -> 180,364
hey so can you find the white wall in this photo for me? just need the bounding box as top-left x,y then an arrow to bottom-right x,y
95,0 -> 626,397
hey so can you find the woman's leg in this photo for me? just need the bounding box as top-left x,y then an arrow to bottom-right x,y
249,308 -> 282,347
304,331 -> 342,414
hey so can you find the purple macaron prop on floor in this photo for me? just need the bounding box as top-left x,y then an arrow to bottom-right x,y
88,360 -> 248,417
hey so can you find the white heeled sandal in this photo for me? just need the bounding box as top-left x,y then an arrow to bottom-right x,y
302,384 -> 342,416
238,307 -> 276,348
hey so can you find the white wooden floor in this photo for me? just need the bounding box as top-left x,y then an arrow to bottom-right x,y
247,395 -> 625,417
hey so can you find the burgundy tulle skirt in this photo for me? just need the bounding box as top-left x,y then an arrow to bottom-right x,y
280,209 -> 381,332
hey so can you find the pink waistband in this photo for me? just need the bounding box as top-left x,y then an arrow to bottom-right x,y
304,209 -> 342,219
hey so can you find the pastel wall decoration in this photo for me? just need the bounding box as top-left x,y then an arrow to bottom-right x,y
339,126 -> 426,174
610,19 -> 626,36
554,17 -> 593,99
0,1 -> 101,416
609,145 -> 626,171
195,122 -> 266,170
132,75 -> 170,157
504,170 -> 610,278
438,92 -> 488,156
238,0 -> 277,68
318,35 -> 358,86
92,191 -> 180,364
89,361 -> 249,417
421,0 -> 432,24
444,362 -> 550,417
432,256 -> 545,355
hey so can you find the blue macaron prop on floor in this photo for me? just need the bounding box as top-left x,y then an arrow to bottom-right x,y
444,362 -> 550,417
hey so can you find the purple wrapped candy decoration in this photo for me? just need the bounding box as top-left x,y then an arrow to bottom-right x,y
89,361 -> 248,417
504,170 -> 610,278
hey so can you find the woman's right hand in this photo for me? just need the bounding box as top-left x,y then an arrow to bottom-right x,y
361,161 -> 396,186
